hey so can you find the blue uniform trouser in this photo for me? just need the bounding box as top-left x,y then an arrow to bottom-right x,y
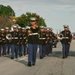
67,44 -> 70,55
0,45 -> 2,56
2,44 -> 7,55
62,44 -> 70,57
28,44 -> 37,64
7,44 -> 11,54
43,45 -> 46,57
39,45 -> 45,57
3,44 -> 11,55
46,44 -> 50,55
39,45 -> 46,57
21,44 -> 26,55
11,44 -> 14,58
19,44 -> 22,56
39,45 -> 43,57
11,44 -> 19,58
49,43 -> 53,53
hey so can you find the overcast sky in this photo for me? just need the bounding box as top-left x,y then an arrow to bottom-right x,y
0,0 -> 75,33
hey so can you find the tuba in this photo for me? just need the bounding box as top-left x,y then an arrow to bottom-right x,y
6,33 -> 12,41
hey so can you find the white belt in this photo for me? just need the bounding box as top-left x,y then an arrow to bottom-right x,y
39,38 -> 46,39
2,38 -> 5,40
65,37 -> 69,39
63,37 -> 69,39
23,37 -> 26,39
29,33 -> 38,35
12,37 -> 18,39
20,38 -> 22,39
60,37 -> 69,40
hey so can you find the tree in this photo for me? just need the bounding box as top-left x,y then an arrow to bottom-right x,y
0,5 -> 15,16
16,12 -> 47,27
0,5 -> 15,29
0,16 -> 12,29
0,5 -> 47,28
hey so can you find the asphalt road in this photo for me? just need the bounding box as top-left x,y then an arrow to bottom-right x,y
0,40 -> 75,75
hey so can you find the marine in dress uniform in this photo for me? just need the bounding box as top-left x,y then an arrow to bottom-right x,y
60,25 -> 72,59
26,26 -> 31,54
66,27 -> 71,55
5,27 -> 11,55
18,27 -> 22,57
45,28 -> 51,56
27,17 -> 39,66
11,26 -> 19,59
1,29 -> 6,56
0,29 -> 2,56
49,28 -> 57,53
39,26 -> 46,59
21,27 -> 27,56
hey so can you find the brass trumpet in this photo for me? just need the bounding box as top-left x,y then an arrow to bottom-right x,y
28,29 -> 32,36
58,34 -> 64,40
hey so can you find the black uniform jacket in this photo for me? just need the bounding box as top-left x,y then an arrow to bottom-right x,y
27,27 -> 39,44
11,31 -> 19,45
60,30 -> 72,44
39,31 -> 46,45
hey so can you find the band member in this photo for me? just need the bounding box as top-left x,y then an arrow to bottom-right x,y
66,27 -> 71,55
26,26 -> 31,54
0,29 -> 2,56
50,28 -> 57,48
21,27 -> 27,56
5,27 -> 11,55
18,27 -> 22,57
45,28 -> 51,55
27,17 -> 39,66
11,26 -> 19,59
60,25 -> 72,59
39,26 -> 46,59
1,29 -> 6,56
48,28 -> 56,53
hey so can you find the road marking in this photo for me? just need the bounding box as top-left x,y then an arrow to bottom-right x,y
18,55 -> 28,61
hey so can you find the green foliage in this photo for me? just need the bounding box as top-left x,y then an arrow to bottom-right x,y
16,12 -> 47,27
0,4 -> 46,28
0,5 -> 15,16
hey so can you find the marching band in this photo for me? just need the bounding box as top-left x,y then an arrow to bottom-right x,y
0,17 -> 72,67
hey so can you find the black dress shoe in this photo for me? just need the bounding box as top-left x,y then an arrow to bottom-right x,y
65,56 -> 68,58
11,57 -> 14,59
19,55 -> 22,57
47,54 -> 49,56
32,63 -> 35,66
40,56 -> 43,59
28,62 -> 32,67
62,56 -> 65,59
24,53 -> 26,56
15,56 -> 18,59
